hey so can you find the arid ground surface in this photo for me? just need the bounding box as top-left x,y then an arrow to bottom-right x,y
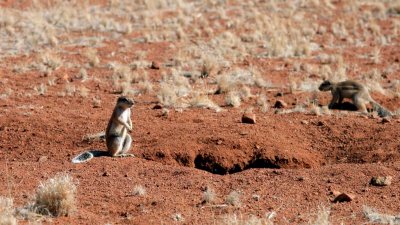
1,0 -> 400,224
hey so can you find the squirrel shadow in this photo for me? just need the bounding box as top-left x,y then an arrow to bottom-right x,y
71,150 -> 110,163
328,102 -> 358,111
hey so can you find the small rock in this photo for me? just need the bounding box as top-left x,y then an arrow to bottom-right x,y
301,120 -> 309,125
153,104 -> 163,109
216,140 -> 223,145
239,131 -> 249,136
120,211 -> 132,219
370,176 -> 392,186
150,61 -> 160,70
361,187 -> 369,192
192,118 -> 204,123
252,194 -> 260,201
273,100 -> 287,108
37,156 -> 48,163
331,190 -> 341,197
161,108 -> 169,117
242,112 -> 256,124
315,121 -> 326,126
381,117 -> 391,124
333,192 -> 355,203
275,92 -> 284,97
102,171 -> 110,177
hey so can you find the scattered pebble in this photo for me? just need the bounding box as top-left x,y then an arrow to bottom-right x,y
38,156 -> 48,163
242,112 -> 256,124
316,121 -> 326,126
370,176 -> 392,186
153,104 -> 163,109
252,194 -> 261,201
273,100 -> 287,108
381,117 -> 391,124
102,171 -> 110,177
333,192 -> 355,203
150,61 -> 160,70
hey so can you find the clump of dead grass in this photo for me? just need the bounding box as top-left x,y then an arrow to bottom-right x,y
34,173 -> 77,217
82,48 -> 100,67
363,205 -> 400,224
225,91 -> 241,108
225,191 -> 241,207
0,197 -> 17,225
190,94 -> 222,112
257,94 -> 269,113
308,206 -> 330,225
202,187 -> 216,204
220,212 -> 275,225
132,185 -> 146,197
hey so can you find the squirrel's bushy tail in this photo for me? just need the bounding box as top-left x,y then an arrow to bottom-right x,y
371,101 -> 392,118
71,150 -> 109,163
71,151 -> 94,163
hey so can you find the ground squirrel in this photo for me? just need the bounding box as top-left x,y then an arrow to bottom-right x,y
318,80 -> 392,117
72,96 -> 135,163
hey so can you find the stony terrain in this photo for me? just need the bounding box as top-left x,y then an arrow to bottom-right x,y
0,0 -> 400,224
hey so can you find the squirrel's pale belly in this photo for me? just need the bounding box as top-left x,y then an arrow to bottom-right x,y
109,109 -> 130,136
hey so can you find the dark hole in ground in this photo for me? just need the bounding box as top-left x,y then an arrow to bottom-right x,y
194,153 -> 282,175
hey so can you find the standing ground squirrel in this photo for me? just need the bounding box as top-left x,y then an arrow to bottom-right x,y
72,96 -> 135,163
106,96 -> 134,157
318,80 -> 392,117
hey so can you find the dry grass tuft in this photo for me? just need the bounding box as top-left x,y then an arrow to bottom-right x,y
157,83 -> 178,108
34,83 -> 47,96
92,97 -> 102,108
0,197 -> 17,225
38,52 -> 63,75
172,213 -> 184,222
190,94 -> 222,112
34,173 -> 77,217
132,185 -> 146,197
257,94 -> 269,113
225,91 -> 241,108
221,212 -> 275,225
225,191 -> 241,207
310,103 -> 321,116
157,71 -> 191,108
308,206 -> 330,225
363,206 -> 400,224
83,48 -> 100,67
202,187 -> 216,204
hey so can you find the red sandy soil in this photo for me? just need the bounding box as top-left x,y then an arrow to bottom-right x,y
1,60 -> 400,224
1,1 -> 400,225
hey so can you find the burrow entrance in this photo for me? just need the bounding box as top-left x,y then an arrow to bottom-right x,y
193,154 -> 282,175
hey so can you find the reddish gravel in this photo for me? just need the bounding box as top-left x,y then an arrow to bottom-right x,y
1,1 -> 400,224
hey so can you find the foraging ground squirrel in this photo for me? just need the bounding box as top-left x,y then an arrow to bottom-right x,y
72,96 -> 135,163
319,80 -> 392,117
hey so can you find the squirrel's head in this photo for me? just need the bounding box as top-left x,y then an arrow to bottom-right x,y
117,96 -> 134,109
318,80 -> 333,91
